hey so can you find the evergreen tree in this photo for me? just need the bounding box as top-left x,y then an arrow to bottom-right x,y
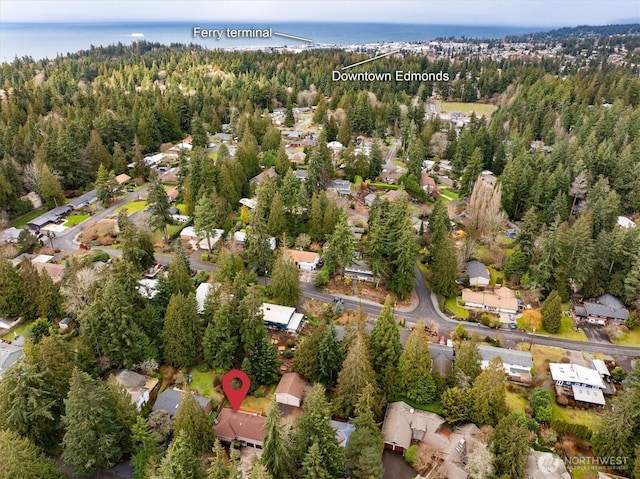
262,396 -> 292,479
470,357 -> 508,427
161,293 -> 201,368
308,193 -> 325,242
112,142 -> 128,174
0,429 -> 64,479
345,384 -> 384,479
191,115 -> 209,149
490,413 -> 534,479
369,297 -> 401,377
194,193 -> 219,254
80,275 -> 150,368
267,192 -> 287,238
131,416 -> 163,479
453,340 -> 482,386
300,442 -> 330,479
243,335 -> 280,391
284,103 -> 294,128
390,217 -> 417,299
269,254 -> 301,307
120,219 -> 156,272
39,161 -> 65,209
152,431 -> 206,479
431,236 -> 458,298
317,321 -> 343,387
147,177 -> 172,244
0,258 -> 23,317
427,199 -> 450,251
368,140 -> 383,180
96,163 -> 113,206
337,118 -> 351,147
292,324 -> 323,381
244,216 -> 275,275
541,290 -> 562,334
36,270 -> 63,320
294,384 -> 345,477
459,147 -> 483,197
203,302 -> 238,369
17,259 -> 40,320
323,211 -> 355,276
308,132 -> 333,192
174,392 -> 215,454
334,332 -> 377,418
239,285 -> 266,353
441,386 -> 472,424
398,319 -> 436,404
207,439 -> 230,479
62,369 -> 131,476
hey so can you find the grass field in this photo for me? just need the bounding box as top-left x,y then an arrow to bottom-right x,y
489,266 -> 505,285
151,224 -> 182,244
11,209 -> 44,228
440,188 -> 459,200
612,327 -> 640,347
369,182 -> 400,191
63,214 -> 90,227
439,102 -> 498,116
552,402 -> 601,430
187,366 -> 225,405
518,344 -> 566,375
114,199 -> 147,216
239,385 -> 275,415
445,297 -> 469,319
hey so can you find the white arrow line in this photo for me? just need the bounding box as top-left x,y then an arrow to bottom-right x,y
273,32 -> 314,43
341,49 -> 402,70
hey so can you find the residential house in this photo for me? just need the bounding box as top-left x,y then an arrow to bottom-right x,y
28,204 -> 74,232
326,180 -> 352,196
461,286 -> 519,314
152,389 -> 212,417
550,363 -> 606,407
592,359 -> 611,380
0,227 -> 21,245
112,369 -> 159,411
421,422 -> 481,479
67,190 -> 97,210
381,189 -> 407,202
617,216 -> 636,229
180,226 -> 199,242
364,193 -> 377,207
344,260 -> 376,283
285,249 -> 320,271
144,153 -> 167,168
527,451 -> 571,479
331,420 -> 356,448
379,169 -> 402,184
58,317 -> 73,331
233,231 -> 247,244
423,159 -> 436,171
33,262 -> 65,283
477,344 -> 533,381
286,148 -> 306,163
261,303 -> 305,333
0,342 -> 24,380
294,169 -> 308,181
576,294 -> 629,325
428,343 -> 454,377
239,198 -> 257,209
275,372 -> 307,408
214,409 -> 266,448
466,261 -> 490,288
437,160 -> 453,174
196,282 -> 212,314
250,167 -> 277,187
478,170 -> 497,187
381,401 -> 446,453
197,229 -> 225,250
420,173 -> 440,195
115,173 -> 131,185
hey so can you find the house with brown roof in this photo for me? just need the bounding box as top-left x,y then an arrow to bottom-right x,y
461,286 -> 518,314
275,372 -> 307,408
167,188 -> 179,203
381,401 -> 446,454
214,408 -> 266,448
250,167 -> 277,187
285,249 -> 320,271
420,173 -> 440,196
33,262 -> 65,284
115,173 -> 131,185
112,369 -> 159,411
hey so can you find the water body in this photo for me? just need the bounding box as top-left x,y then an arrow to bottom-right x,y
0,21 -> 543,62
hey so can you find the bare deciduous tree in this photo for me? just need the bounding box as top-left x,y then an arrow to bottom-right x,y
466,180 -> 508,244
62,267 -> 99,318
465,441 -> 495,479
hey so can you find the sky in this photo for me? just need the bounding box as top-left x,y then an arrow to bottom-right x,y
1,0 -> 639,27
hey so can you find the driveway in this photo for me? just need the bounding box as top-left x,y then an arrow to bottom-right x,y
383,449 -> 416,479
580,323 -> 611,344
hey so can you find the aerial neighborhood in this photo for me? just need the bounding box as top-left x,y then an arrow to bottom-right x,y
0,18 -> 640,479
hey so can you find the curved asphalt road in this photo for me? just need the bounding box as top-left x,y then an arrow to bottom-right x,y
52,192 -> 640,357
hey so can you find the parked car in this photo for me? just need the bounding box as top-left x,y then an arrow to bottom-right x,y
509,322 -> 517,329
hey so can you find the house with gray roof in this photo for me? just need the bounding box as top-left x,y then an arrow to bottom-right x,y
0,342 -> 24,379
152,388 -> 212,417
428,343 -> 454,377
466,261 -> 490,287
577,294 -> 629,325
478,344 -> 532,381
326,180 -> 352,196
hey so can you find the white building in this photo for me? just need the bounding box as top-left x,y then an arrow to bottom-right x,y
112,369 -> 159,411
261,303 -> 304,333
275,372 -> 307,408
550,363 -> 606,406
617,216 -> 636,229
477,344 -> 533,380
285,249 -> 320,271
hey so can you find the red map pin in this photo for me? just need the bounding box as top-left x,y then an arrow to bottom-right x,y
222,369 -> 251,411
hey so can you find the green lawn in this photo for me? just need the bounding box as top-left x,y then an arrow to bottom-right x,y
368,182 -> 400,190
239,385 -> 275,415
187,366 -> 224,405
11,209 -> 44,228
63,214 -> 90,226
439,102 -> 498,116
489,266 -> 505,285
506,390 -> 528,413
445,297 -> 469,319
612,327 -> 640,347
150,224 -> 182,244
395,397 -> 442,416
114,199 -> 147,216
440,189 -> 459,200
394,160 -> 407,168
552,402 -> 601,430
2,320 -> 33,340
517,344 -> 566,375
516,316 -> 587,342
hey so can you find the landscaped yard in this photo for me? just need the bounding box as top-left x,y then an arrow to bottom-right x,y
516,316 -> 587,342
239,385 -> 275,415
439,188 -> 459,201
445,297 -> 469,319
552,402 -> 602,430
439,102 -> 498,116
11,209 -> 44,228
114,199 -> 147,216
506,390 -> 528,413
63,214 -> 90,226
612,327 -> 640,347
518,344 -> 566,375
2,320 -> 33,340
488,266 -> 505,285
150,224 -> 182,244
187,365 -> 225,405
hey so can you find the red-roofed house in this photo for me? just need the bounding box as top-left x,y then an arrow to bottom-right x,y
214,408 -> 266,448
420,173 -> 440,196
